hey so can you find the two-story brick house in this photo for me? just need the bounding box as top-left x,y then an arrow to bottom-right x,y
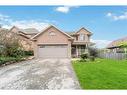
8,25 -> 93,58
32,25 -> 93,58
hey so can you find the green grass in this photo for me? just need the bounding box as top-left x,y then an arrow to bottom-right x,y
72,58 -> 127,89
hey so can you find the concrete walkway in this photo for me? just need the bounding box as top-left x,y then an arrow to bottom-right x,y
0,59 -> 80,89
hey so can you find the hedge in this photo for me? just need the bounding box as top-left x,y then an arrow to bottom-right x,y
0,57 -> 24,66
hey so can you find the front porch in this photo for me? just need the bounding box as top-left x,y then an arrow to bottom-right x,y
71,45 -> 88,58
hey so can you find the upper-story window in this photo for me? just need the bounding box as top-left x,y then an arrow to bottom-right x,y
79,34 -> 85,41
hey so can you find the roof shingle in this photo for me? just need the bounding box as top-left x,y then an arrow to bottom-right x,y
107,36 -> 127,48
20,28 -> 39,34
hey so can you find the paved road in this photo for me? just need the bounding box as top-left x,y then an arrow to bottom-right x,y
0,59 -> 80,89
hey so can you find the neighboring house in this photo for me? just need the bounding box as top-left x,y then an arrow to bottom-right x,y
0,27 -> 8,31
19,28 -> 39,38
9,26 -> 38,51
107,36 -> 127,53
0,27 -> 9,42
0,28 -> 8,54
32,25 -> 93,58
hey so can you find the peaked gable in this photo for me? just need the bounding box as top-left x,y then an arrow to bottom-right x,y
9,26 -> 20,33
9,26 -> 30,39
31,25 -> 73,40
76,27 -> 92,35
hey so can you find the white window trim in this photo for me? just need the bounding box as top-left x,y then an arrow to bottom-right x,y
79,34 -> 85,41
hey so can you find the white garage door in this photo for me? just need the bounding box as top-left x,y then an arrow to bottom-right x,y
38,45 -> 68,58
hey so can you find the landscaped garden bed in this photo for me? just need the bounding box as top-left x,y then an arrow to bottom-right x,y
0,56 -> 34,66
0,29 -> 34,67
72,58 -> 127,89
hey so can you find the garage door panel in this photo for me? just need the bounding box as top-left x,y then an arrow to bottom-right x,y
38,45 -> 68,58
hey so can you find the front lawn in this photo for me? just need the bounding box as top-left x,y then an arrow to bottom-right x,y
72,58 -> 127,89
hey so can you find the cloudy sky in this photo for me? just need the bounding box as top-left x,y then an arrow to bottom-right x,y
0,6 -> 127,48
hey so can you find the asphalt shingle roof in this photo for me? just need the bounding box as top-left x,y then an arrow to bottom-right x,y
107,36 -> 127,48
21,28 -> 39,34
65,32 -> 76,35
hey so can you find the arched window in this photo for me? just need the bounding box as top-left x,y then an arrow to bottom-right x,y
49,31 -> 56,36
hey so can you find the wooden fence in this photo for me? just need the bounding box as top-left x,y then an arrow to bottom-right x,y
98,52 -> 127,60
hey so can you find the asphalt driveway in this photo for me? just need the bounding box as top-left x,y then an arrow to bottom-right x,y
0,58 -> 80,89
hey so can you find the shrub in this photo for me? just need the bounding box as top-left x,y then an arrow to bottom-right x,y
79,59 -> 87,62
0,57 -> 10,65
80,53 -> 89,60
24,51 -> 34,56
89,56 -> 95,61
6,47 -> 25,58
0,45 -> 4,56
0,57 -> 7,65
14,57 -> 24,62
80,51 -> 96,62
0,57 -> 24,66
0,29 -> 26,57
88,47 -> 98,57
2,38 -> 25,58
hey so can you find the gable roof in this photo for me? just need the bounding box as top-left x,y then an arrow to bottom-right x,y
31,25 -> 73,40
9,26 -> 19,32
20,28 -> 39,34
18,33 -> 30,39
65,27 -> 92,36
9,26 -> 39,35
76,27 -> 92,35
9,26 -> 30,39
65,32 -> 78,36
